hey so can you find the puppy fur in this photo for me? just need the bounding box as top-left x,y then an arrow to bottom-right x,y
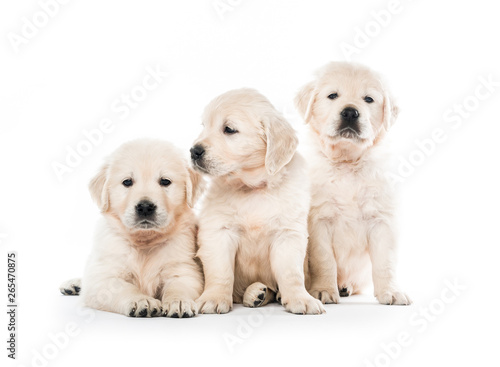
295,62 -> 411,305
60,139 -> 204,317
191,88 -> 325,314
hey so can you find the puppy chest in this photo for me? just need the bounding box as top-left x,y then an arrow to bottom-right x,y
312,186 -> 387,250
232,200 -> 278,235
318,173 -> 386,218
127,254 -> 163,297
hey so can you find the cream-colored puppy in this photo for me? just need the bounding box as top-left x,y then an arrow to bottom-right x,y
295,62 -> 411,305
60,139 -> 204,317
191,88 -> 325,315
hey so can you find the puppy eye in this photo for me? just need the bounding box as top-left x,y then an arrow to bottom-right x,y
122,179 -> 133,187
159,178 -> 172,187
224,126 -> 238,135
364,96 -> 374,103
327,93 -> 338,100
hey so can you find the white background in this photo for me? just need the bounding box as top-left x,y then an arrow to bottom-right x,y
1,0 -> 499,366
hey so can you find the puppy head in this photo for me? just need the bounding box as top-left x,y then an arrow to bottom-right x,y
295,62 -> 398,160
191,88 -> 298,179
89,139 -> 203,232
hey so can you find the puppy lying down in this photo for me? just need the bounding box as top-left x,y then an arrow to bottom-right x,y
191,88 -> 325,315
60,139 -> 204,318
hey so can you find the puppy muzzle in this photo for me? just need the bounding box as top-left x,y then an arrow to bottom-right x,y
190,144 -> 209,173
133,199 -> 162,228
337,107 -> 361,139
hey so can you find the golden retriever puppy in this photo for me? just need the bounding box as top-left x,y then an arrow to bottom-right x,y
59,139 -> 204,317
190,88 -> 325,315
295,62 -> 411,305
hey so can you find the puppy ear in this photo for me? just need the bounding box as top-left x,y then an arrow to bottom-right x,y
294,81 -> 316,123
263,112 -> 299,176
88,163 -> 110,212
383,92 -> 400,130
186,166 -> 205,208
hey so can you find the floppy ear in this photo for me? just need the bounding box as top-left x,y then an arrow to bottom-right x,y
88,163 -> 110,212
185,166 -> 205,208
262,112 -> 299,176
382,92 -> 400,131
294,81 -> 316,123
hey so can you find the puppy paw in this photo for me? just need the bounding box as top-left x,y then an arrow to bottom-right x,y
282,293 -> 326,315
126,297 -> 162,317
243,282 -> 269,308
276,290 -> 282,304
162,299 -> 197,318
196,292 -> 232,314
376,289 -> 412,305
309,288 -> 340,304
59,278 -> 82,296
339,286 -> 352,297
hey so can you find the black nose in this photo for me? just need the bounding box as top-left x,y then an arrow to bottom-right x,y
341,107 -> 359,121
135,200 -> 156,218
190,145 -> 205,161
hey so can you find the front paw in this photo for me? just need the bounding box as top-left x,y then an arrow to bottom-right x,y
282,292 -> 326,315
162,299 -> 197,318
196,292 -> 232,314
376,289 -> 412,305
309,288 -> 340,304
125,297 -> 162,317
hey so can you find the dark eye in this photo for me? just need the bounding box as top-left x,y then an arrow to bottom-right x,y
122,179 -> 133,187
224,126 -> 238,134
328,93 -> 338,100
160,178 -> 172,187
364,96 -> 374,103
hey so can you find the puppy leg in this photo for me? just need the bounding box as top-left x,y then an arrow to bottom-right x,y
59,278 -> 82,295
369,223 -> 411,305
270,231 -> 325,315
160,263 -> 203,318
83,278 -> 162,317
196,228 -> 238,314
307,218 -> 340,304
242,282 -> 275,308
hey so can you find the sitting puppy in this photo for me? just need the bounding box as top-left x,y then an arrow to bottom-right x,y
60,139 -> 204,317
295,62 -> 411,305
191,88 -> 325,315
